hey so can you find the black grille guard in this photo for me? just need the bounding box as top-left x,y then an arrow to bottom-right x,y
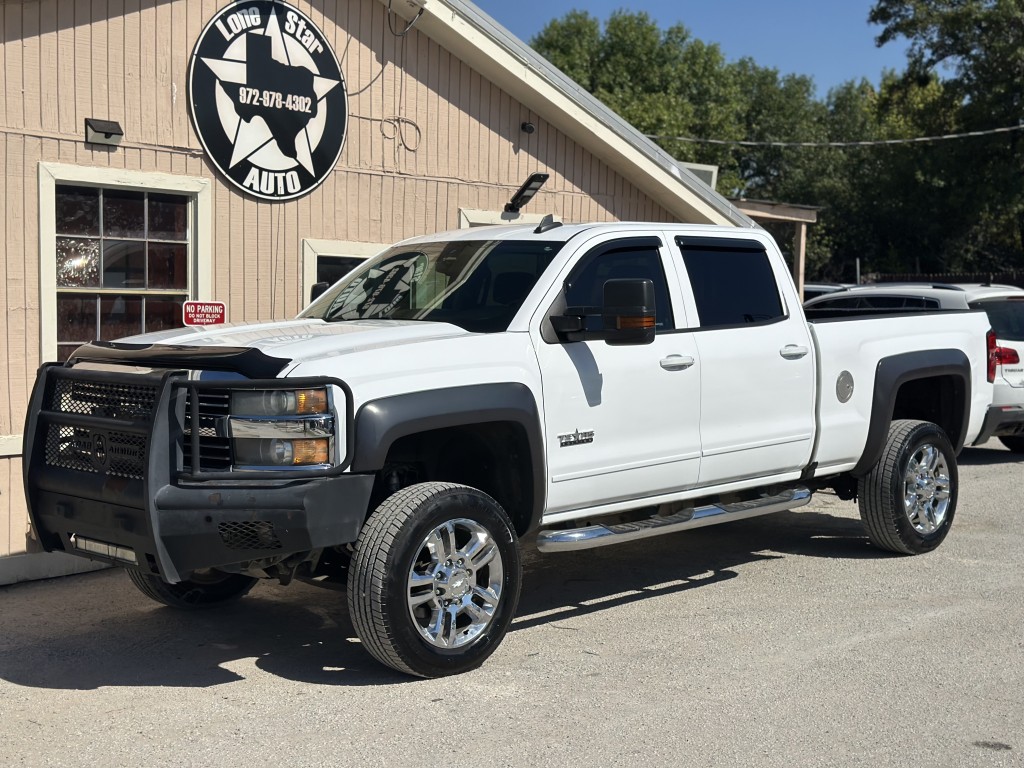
22,363 -> 357,581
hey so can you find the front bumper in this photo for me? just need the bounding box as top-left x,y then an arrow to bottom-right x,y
23,363 -> 372,583
972,404 -> 1024,446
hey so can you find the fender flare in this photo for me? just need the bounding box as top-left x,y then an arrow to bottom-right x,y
351,383 -> 546,531
850,349 -> 971,477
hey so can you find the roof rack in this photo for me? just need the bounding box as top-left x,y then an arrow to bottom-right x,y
866,282 -> 966,291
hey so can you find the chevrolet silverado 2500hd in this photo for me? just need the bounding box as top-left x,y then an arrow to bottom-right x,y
24,221 -> 994,677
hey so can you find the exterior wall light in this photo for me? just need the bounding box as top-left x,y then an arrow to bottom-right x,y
504,172 -> 549,213
84,118 -> 124,147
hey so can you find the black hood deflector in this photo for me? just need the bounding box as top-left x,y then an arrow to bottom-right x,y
68,341 -> 291,379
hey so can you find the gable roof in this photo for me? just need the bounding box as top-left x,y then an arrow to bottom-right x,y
399,0 -> 755,227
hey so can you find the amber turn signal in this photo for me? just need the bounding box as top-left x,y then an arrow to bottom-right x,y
295,389 -> 329,415
291,438 -> 330,465
616,315 -> 656,330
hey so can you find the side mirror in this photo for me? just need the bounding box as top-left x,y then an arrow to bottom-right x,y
602,278 -> 656,346
309,281 -> 330,303
550,278 -> 656,346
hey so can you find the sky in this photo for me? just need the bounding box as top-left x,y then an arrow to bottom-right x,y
470,0 -> 910,99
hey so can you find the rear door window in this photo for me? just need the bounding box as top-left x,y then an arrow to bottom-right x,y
675,237 -> 783,328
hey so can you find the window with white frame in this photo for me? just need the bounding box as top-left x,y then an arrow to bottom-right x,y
39,163 -> 212,363
301,239 -> 385,304
458,208 -> 556,228
54,186 -> 191,361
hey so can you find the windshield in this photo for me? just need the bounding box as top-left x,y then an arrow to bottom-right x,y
970,297 -> 1024,341
300,239 -> 563,333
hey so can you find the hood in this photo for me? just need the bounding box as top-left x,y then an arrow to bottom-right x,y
113,318 -> 473,371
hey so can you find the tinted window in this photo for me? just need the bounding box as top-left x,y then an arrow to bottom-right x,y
862,296 -> 939,309
680,246 -> 783,327
971,298 -> 1024,341
807,297 -> 860,309
564,245 -> 674,331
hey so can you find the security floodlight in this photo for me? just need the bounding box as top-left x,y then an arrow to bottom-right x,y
505,172 -> 549,213
84,118 -> 124,146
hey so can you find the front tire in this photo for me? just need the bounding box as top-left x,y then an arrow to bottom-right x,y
858,419 -> 957,554
347,482 -> 522,678
126,568 -> 258,609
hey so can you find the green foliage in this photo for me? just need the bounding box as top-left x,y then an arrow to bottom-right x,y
529,5 -> 1024,279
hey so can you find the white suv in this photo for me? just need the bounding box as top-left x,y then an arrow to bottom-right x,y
805,283 -> 1024,452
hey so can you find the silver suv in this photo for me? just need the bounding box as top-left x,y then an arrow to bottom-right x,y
805,283 -> 1024,452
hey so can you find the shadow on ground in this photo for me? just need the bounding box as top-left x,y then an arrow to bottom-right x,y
957,444 -> 1023,466
0,509 -> 878,690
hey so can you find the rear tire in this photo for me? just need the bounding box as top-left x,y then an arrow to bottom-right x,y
126,568 -> 258,609
347,482 -> 521,678
998,435 -> 1024,453
858,419 -> 957,555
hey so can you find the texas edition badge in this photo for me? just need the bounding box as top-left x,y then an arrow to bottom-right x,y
188,1 -> 348,201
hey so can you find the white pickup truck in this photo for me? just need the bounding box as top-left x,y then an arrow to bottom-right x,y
24,221 -> 994,677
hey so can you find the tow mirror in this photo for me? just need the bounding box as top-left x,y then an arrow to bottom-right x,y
309,281 -> 330,303
550,278 -> 656,346
602,278 -> 656,346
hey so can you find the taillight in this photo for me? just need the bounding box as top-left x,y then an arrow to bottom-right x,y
998,347 -> 1021,364
988,330 -> 997,382
987,329 -> 1020,382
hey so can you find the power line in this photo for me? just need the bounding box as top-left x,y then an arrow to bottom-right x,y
645,123 -> 1024,148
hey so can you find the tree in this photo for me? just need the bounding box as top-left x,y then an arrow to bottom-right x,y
530,6 -> 1024,279
870,0 -> 1024,269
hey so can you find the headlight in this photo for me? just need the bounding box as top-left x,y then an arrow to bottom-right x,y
233,437 -> 330,467
228,386 -> 336,470
230,388 -> 329,416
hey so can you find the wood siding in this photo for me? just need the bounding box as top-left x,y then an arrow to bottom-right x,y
0,0 -> 674,558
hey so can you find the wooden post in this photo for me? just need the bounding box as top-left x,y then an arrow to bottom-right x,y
793,222 -> 807,301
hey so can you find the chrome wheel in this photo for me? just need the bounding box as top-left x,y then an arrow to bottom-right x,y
903,443 -> 951,535
407,518 -> 504,649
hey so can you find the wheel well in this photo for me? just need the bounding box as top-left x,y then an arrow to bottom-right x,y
372,422 -> 535,536
891,375 -> 965,447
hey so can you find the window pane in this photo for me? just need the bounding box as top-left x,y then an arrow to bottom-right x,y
100,295 -> 143,339
56,295 -> 97,342
565,247 -> 674,330
971,298 -> 1024,341
55,186 -> 100,236
147,243 -> 188,289
103,240 -> 146,288
680,247 -> 783,327
145,296 -> 186,333
148,193 -> 189,240
103,189 -> 145,238
56,238 -> 100,287
317,256 -> 366,286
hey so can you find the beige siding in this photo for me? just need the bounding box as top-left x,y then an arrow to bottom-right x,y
0,0 -> 675,561
1,457 -> 31,558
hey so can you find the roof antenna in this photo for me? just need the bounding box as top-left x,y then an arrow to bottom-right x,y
534,214 -> 562,234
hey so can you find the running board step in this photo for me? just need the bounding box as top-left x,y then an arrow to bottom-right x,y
536,487 -> 812,553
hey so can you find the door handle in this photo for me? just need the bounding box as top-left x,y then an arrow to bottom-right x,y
780,345 -> 809,360
660,355 -> 695,371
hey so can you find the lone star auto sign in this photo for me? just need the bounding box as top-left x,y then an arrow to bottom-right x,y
188,1 -> 348,201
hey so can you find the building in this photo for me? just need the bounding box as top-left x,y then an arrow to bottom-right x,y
0,0 -> 752,584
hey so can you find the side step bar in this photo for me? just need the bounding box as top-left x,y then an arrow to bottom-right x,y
536,486 -> 811,553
